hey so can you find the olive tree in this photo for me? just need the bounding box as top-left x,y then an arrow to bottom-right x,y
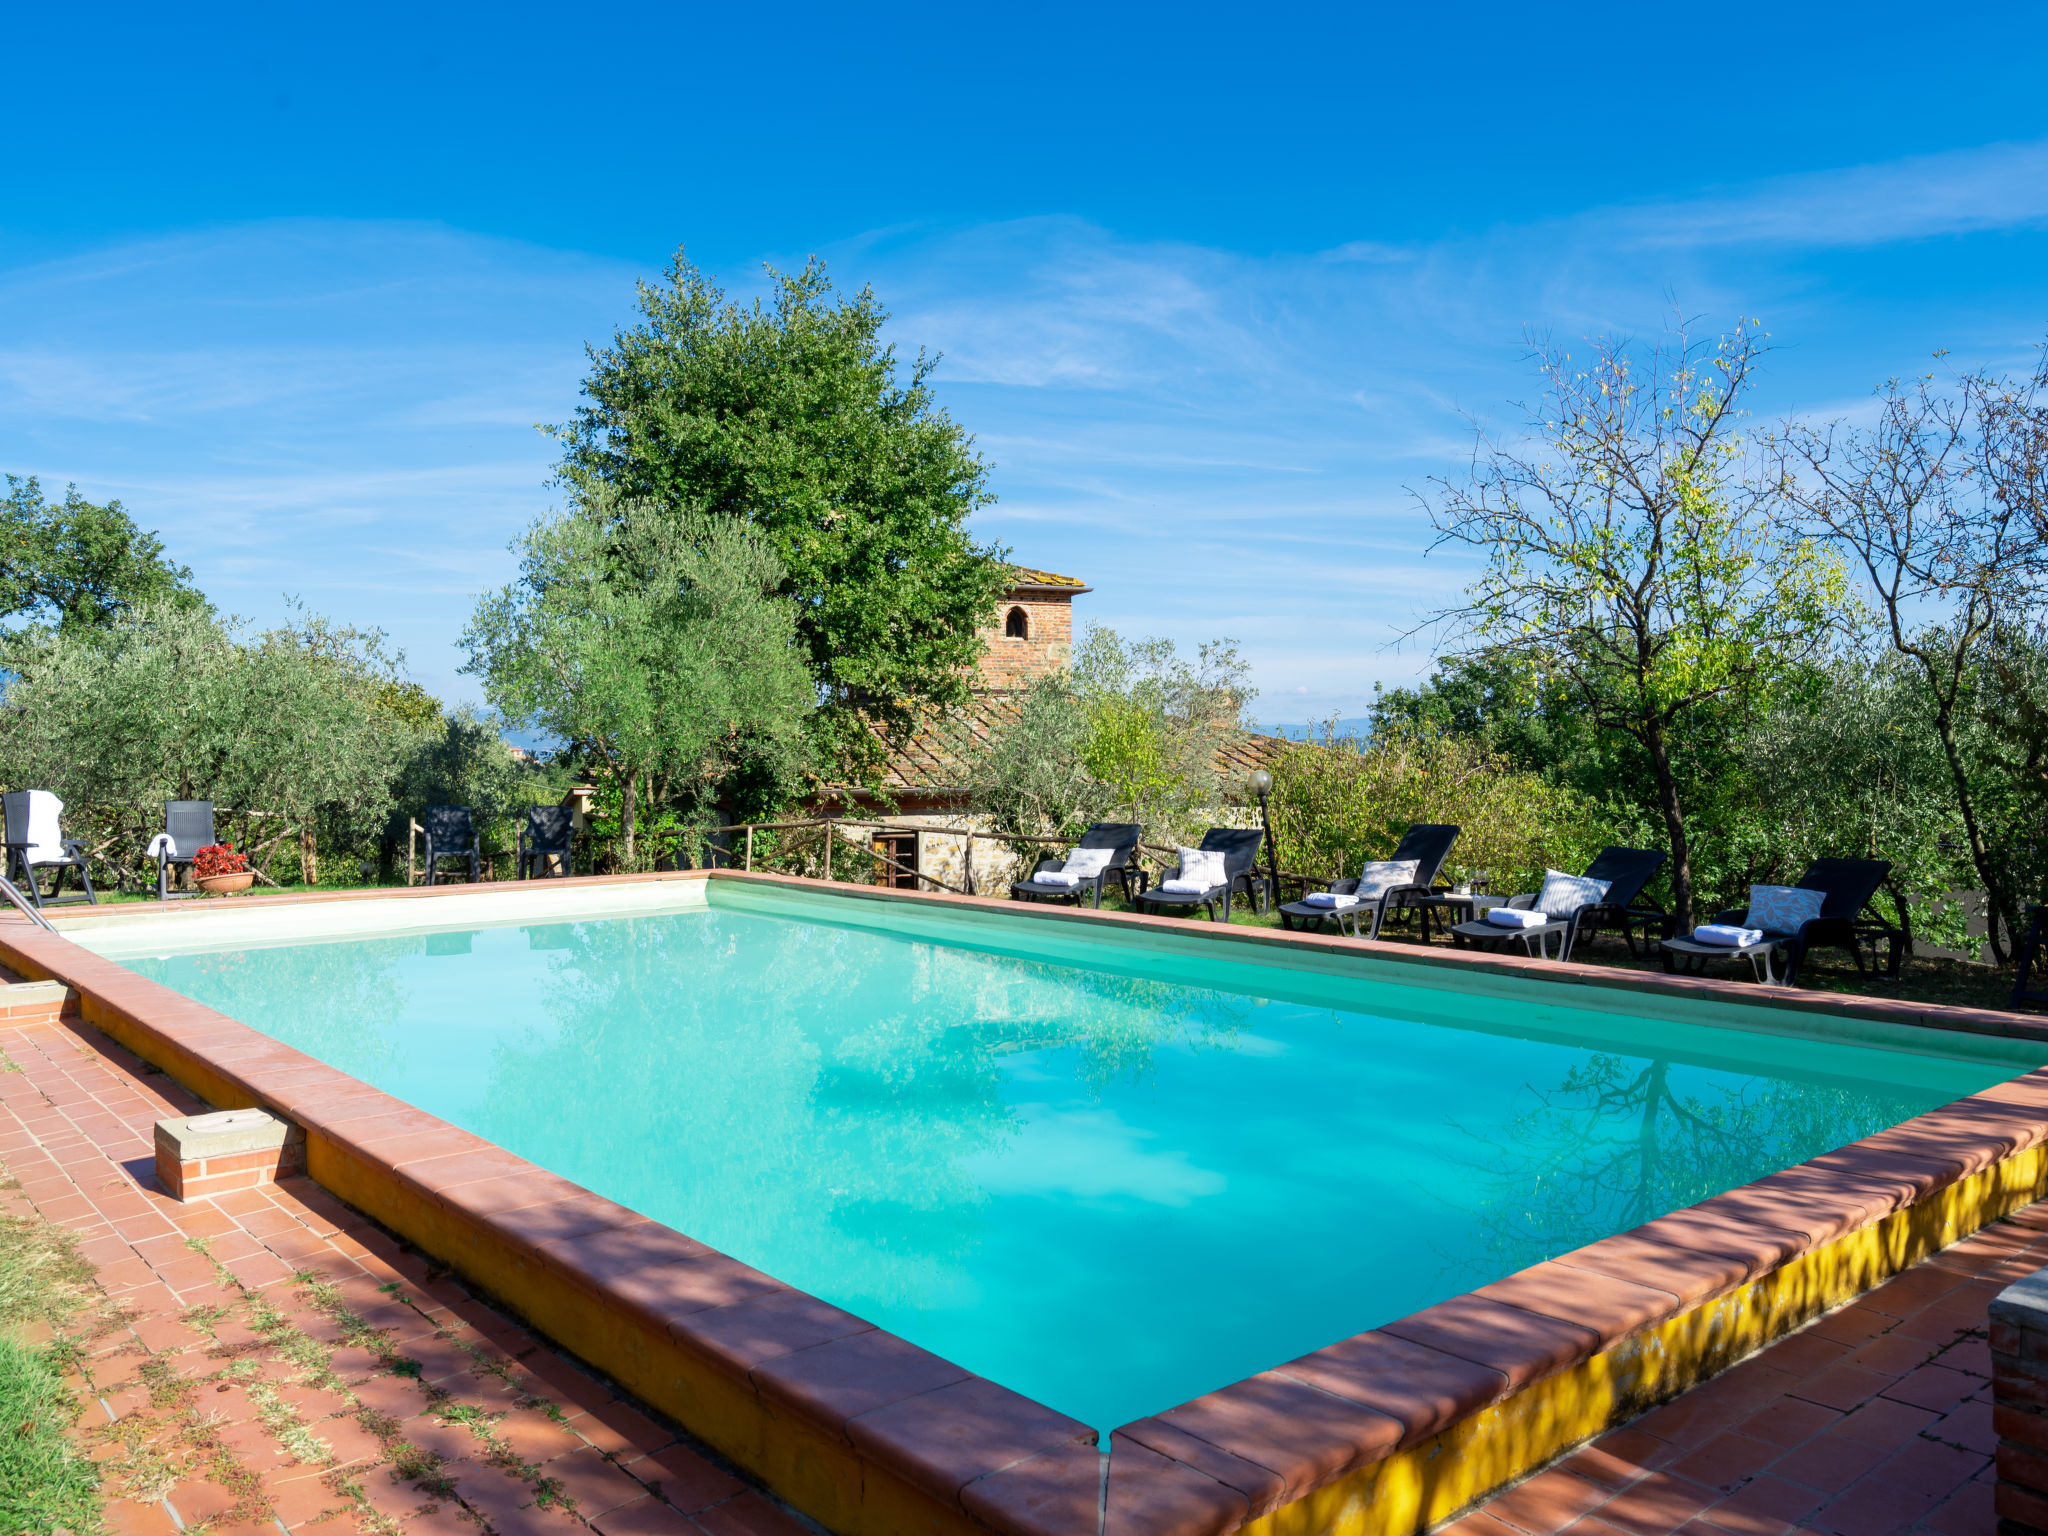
1420,322 -> 1846,929
0,603 -> 424,883
462,493 -> 816,865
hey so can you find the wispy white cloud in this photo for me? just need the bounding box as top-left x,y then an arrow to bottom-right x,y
2,141 -> 2044,718
1615,139 -> 2048,251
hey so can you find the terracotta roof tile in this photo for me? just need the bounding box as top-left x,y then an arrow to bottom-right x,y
1007,566 -> 1089,589
848,698 -> 1293,796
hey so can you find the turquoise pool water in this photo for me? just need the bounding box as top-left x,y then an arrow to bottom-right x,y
108,884 -> 2035,1432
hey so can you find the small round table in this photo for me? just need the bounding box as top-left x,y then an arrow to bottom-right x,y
1409,891 -> 1505,943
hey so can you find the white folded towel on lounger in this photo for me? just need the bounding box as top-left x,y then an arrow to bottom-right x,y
1160,878 -> 1209,894
1303,891 -> 1362,908
1693,924 -> 1765,948
1034,869 -> 1080,886
1484,907 -> 1550,929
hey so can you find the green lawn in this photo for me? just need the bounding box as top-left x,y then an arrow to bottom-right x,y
0,1162 -> 110,1534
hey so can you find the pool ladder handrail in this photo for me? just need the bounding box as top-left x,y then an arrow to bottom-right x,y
0,872 -> 56,933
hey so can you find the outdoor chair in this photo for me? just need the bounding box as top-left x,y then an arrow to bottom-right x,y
150,800 -> 217,901
1,791 -> 96,909
1012,823 -> 1145,910
1448,846 -> 1669,964
517,806 -> 573,880
2015,906 -> 2048,1012
1684,857 -> 1905,987
421,806 -> 481,886
1134,828 -> 1265,922
1277,824 -> 1460,941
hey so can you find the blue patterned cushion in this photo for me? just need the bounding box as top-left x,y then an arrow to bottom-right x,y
1747,884 -> 1824,934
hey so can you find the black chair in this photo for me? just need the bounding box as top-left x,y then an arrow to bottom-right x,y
1277,824 -> 1461,940
1,791 -> 95,909
1449,847 -> 1670,963
1707,858 -> 1905,986
422,806 -> 481,886
518,806 -> 573,880
154,800 -> 217,901
1011,823 -> 1145,910
1135,828 -> 1265,922
2015,907 -> 2048,1011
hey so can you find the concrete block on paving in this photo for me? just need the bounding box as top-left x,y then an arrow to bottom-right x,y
153,1108 -> 306,1200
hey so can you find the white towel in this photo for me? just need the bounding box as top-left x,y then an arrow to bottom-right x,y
146,833 -> 175,861
1694,924 -> 1765,948
1303,891 -> 1362,909
1485,907 -> 1550,929
1034,869 -> 1080,887
1160,878 -> 1212,894
21,792 -> 66,864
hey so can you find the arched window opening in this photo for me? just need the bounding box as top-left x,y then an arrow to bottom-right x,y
1004,606 -> 1029,639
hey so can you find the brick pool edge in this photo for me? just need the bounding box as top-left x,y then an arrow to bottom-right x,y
6,868 -> 2048,1536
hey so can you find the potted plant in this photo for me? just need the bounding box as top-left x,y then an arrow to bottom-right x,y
193,843 -> 255,896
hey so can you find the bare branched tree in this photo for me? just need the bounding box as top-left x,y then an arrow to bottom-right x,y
1780,352 -> 2048,961
1419,321 -> 1843,930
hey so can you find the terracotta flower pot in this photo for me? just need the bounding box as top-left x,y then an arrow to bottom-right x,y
196,872 -> 254,896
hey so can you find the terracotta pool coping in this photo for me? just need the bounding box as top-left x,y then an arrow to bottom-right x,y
7,868 -> 2048,1536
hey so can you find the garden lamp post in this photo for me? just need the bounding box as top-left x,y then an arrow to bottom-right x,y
1247,768 -> 1279,911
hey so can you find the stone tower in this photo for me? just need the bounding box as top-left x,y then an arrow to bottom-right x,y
975,566 -> 1091,690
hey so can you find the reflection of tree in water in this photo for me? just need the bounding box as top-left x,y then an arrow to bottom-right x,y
145,941 -> 417,1081
469,910 -> 1260,1313
1446,1052 -> 1932,1281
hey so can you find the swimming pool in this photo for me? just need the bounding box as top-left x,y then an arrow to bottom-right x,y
73,878 -> 2045,1436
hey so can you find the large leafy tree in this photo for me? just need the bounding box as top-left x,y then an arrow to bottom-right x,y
1420,323 -> 1847,930
550,252 -> 1012,779
1,475 -> 205,631
463,493 -> 816,863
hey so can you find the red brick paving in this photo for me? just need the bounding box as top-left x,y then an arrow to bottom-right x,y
1451,1219 -> 2046,1536
8,1000 -> 2040,1536
0,1014 -> 814,1536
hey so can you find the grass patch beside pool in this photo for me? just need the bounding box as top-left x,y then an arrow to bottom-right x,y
0,1166 -> 110,1535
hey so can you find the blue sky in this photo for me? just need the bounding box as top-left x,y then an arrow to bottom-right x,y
5,1 -> 2046,727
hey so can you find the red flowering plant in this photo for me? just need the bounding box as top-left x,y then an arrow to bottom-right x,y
192,843 -> 250,878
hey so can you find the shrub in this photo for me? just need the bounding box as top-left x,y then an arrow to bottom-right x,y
1268,727 -> 1607,895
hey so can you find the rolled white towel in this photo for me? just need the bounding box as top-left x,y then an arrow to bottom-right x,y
146,833 -> 175,860
1485,907 -> 1551,929
1694,924 -> 1764,948
1033,869 -> 1081,887
1303,891 -> 1362,909
1159,878 -> 1211,894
